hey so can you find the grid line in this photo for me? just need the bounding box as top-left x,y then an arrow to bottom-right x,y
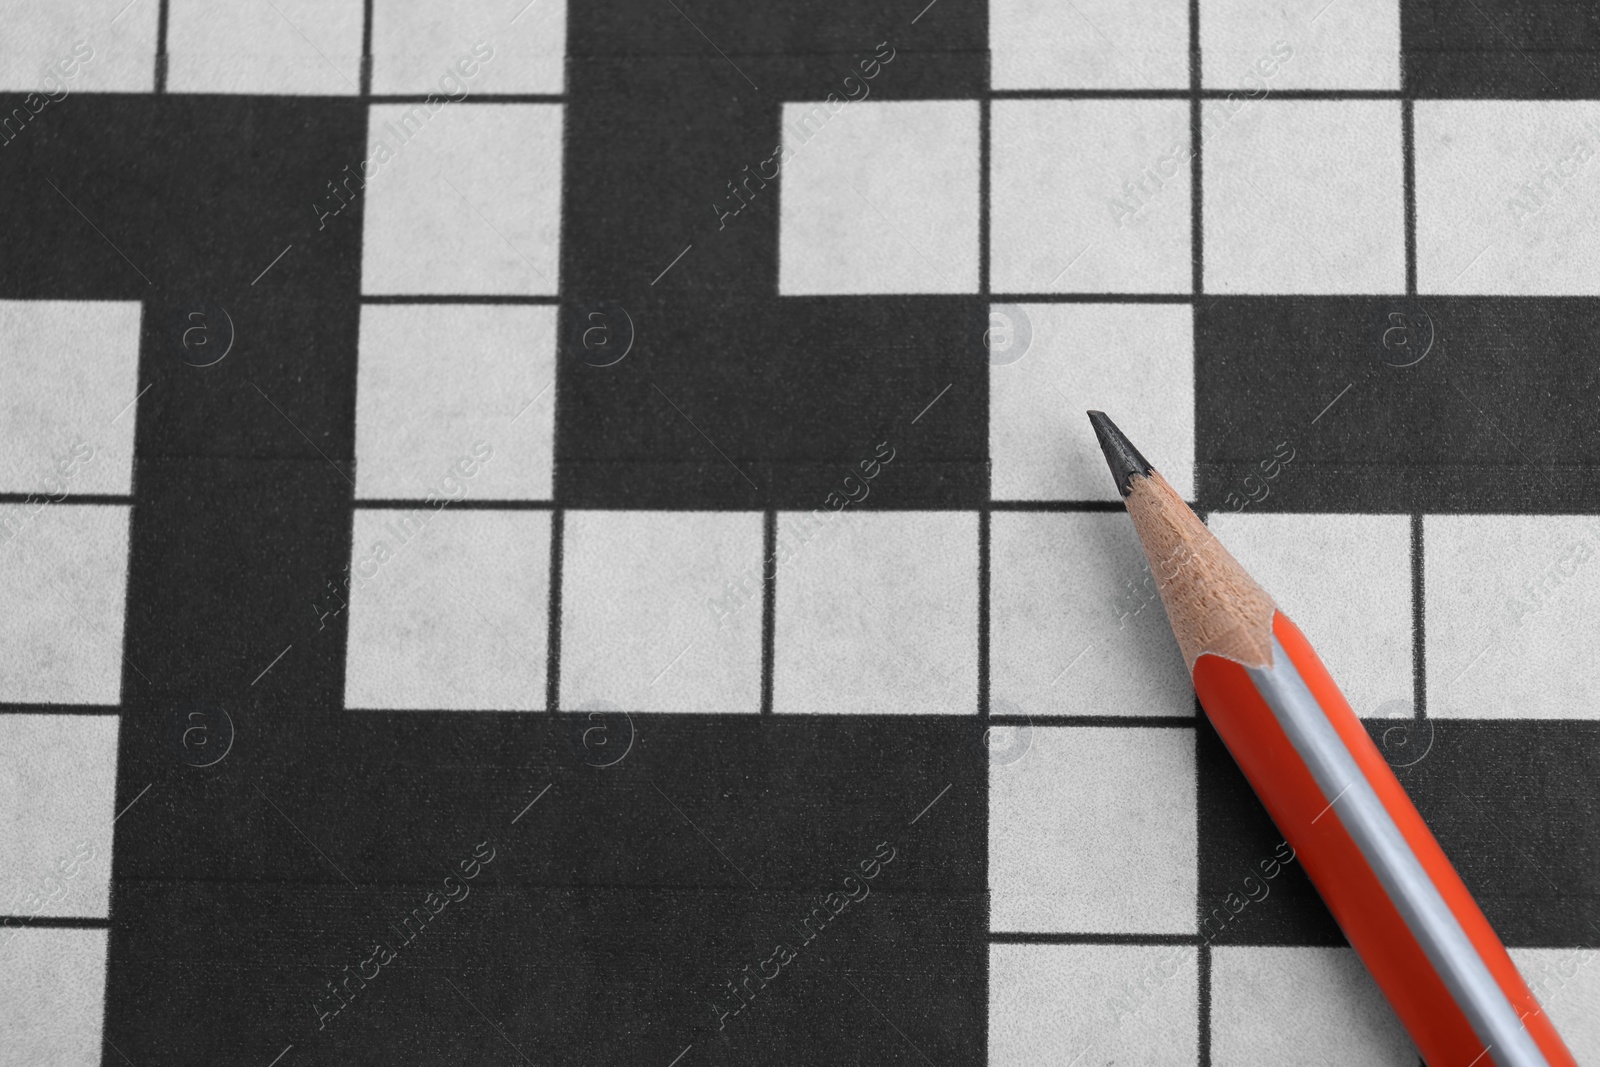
0,494 -> 132,505
1412,511 -> 1426,720
1402,98 -> 1418,296
990,88 -> 1405,100
359,0 -> 374,96
978,508 -> 991,721
545,508 -> 566,712
1191,0 -> 1210,1050
0,916 -> 110,929
154,0 -> 170,93
761,509 -> 777,715
360,294 -> 564,304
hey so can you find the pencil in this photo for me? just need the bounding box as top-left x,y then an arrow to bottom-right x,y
1086,411 -> 1575,1067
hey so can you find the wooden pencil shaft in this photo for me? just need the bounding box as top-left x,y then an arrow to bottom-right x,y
1121,469 -> 1275,671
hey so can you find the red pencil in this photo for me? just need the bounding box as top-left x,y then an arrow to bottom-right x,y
1088,411 -> 1575,1067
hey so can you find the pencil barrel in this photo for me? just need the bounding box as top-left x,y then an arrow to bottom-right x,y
1191,612 -> 1574,1067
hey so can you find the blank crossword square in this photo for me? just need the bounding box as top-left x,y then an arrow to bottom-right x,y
1210,947 -> 1414,1066
777,100 -> 979,295
166,0 -> 363,94
1201,0 -> 1400,90
0,715 -> 116,920
0,504 -> 130,705
989,0 -> 1189,90
990,302 -> 1193,501
362,103 -> 563,295
560,511 -> 764,713
1204,100 -> 1405,294
344,509 -> 550,710
990,99 -> 1191,294
990,726 -> 1196,933
1425,515 -> 1600,720
1416,101 -> 1600,295
990,942 -> 1198,1065
772,511 -> 978,714
990,512 -> 1194,718
0,0 -> 159,92
355,304 -> 555,500
1,300 -> 141,495
1208,512 -> 1412,718
371,0 -> 566,95
1509,948 -> 1600,1058
0,928 -> 107,1066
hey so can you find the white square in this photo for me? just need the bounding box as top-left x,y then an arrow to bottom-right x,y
0,504 -> 130,705
372,0 -> 564,95
1425,515 -> 1600,720
1211,947 -> 1414,1065
1416,101 -> 1600,295
1203,100 -> 1405,294
990,942 -> 1198,1065
991,99 -> 1191,294
1510,948 -> 1600,1060
1,301 -> 141,495
778,100 -> 979,295
1201,0 -> 1400,90
1208,512 -> 1412,718
362,103 -> 563,295
345,509 -> 550,710
166,0 -> 363,94
990,512 -> 1194,718
772,511 -> 978,714
991,726 -> 1197,933
0,928 -> 107,1066
560,511 -> 764,713
0,0 -> 159,93
355,304 -> 555,500
0,716 -> 116,920
990,0 -> 1189,90
990,303 -> 1194,501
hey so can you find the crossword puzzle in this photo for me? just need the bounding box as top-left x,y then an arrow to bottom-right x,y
1,0 -> 1598,1064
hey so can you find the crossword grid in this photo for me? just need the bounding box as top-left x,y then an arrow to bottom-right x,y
2,0 -> 1599,1063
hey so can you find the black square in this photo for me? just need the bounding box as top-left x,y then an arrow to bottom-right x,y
1404,0 -> 1600,98
103,714 -> 987,1065
557,295 -> 988,509
1196,297 -> 1600,513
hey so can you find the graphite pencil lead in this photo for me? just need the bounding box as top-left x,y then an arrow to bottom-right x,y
1086,411 -> 1154,497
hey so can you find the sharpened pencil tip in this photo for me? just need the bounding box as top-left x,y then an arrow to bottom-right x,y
1086,411 -> 1155,497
